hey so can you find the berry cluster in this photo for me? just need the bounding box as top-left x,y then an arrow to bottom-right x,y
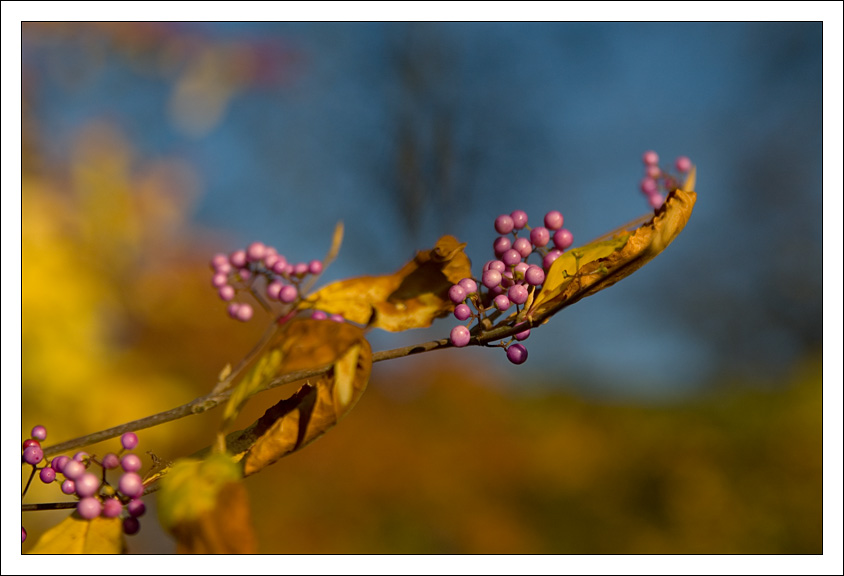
211,242 -> 341,323
448,209 -> 576,364
22,426 -> 148,541
639,151 -> 693,209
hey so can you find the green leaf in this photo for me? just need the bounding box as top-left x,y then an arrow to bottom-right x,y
27,514 -> 125,554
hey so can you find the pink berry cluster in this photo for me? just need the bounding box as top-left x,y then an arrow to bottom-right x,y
448,209 -> 576,364
210,241 -> 327,322
22,426 -> 148,541
639,151 -> 693,209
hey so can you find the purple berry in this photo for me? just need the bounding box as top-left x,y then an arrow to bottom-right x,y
121,432 -> 139,451
61,479 -> 76,495
675,155 -> 692,172
513,262 -> 529,277
508,285 -> 529,305
648,193 -> 664,209
308,260 -> 323,275
211,273 -> 228,288
75,473 -> 101,498
293,262 -> 309,276
530,227 -> 550,248
77,497 -> 102,520
329,314 -> 345,323
640,177 -> 658,195
271,258 -> 289,274
514,327 -> 531,341
453,303 -> 472,321
311,310 -> 328,320
218,285 -> 235,301
488,260 -> 506,273
646,164 -> 661,179
544,210 -> 564,230
237,268 -> 251,281
482,269 -> 502,289
458,278 -> 477,294
102,498 -> 123,518
39,467 -> 56,484
51,455 -> 69,474
229,250 -> 247,268
450,325 -> 471,348
121,453 -> 142,473
210,253 -> 228,269
525,265 -> 545,286
119,472 -> 145,499
510,210 -> 528,229
501,249 -> 522,267
235,303 -> 253,322
543,249 -> 563,270
102,453 -> 120,470
31,425 -> 47,441
22,526 -> 26,543
23,446 -> 43,466
448,285 -> 467,304
127,499 -> 147,517
73,451 -> 89,462
227,303 -> 241,318
553,229 -> 574,250
494,294 -> 511,311
263,253 -> 280,269
494,214 -> 515,234
279,285 -> 298,303
267,280 -> 284,300
22,439 -> 40,450
123,516 -> 141,535
642,150 -> 659,165
512,237 -> 533,258
246,242 -> 266,262
506,343 -> 529,365
493,236 -> 512,256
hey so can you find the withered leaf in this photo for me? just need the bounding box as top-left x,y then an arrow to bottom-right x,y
237,321 -> 372,476
302,235 -> 472,332
27,514 -> 125,554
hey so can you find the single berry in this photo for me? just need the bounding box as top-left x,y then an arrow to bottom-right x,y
23,446 -> 43,466
543,249 -> 563,270
293,262 -> 309,276
494,214 -> 515,234
458,278 -> 478,294
211,273 -> 228,288
102,498 -> 124,518
210,253 -> 228,269
271,259 -> 289,274
73,451 -> 89,462
22,438 -> 40,450
308,260 -> 324,275
544,210 -> 564,230
229,250 -> 247,268
553,229 -> 574,250
512,237 -> 533,258
77,497 -> 102,520
493,236 -> 512,256
494,294 -> 511,311
227,303 -> 241,318
102,453 -> 120,470
246,242 -> 266,261
642,150 -> 659,165
448,285 -> 467,304
640,177 -> 658,195
514,327 -> 531,341
235,303 -> 253,322
487,260 -> 506,273
510,210 -> 528,229
123,516 -> 141,536
121,453 -> 142,473
267,280 -> 284,300
51,455 -> 69,474
506,343 -> 529,365
646,164 -> 661,179
450,325 -> 471,348
501,249 -> 522,267
311,310 -> 328,320
454,303 -> 472,321
508,284 -> 529,305
22,526 -> 27,543
75,473 -> 101,498
237,268 -> 251,281
675,155 -> 692,172
218,285 -> 235,301
39,467 -> 56,484
127,498 -> 147,517
329,314 -> 345,323
61,479 -> 76,495
482,269 -> 502,289
119,472 -> 145,499
263,253 -> 280,269
121,432 -> 139,451
525,265 -> 546,286
31,425 -> 47,441
279,285 -> 298,303
513,262 -> 529,277
529,227 -> 550,248
648,193 -> 664,209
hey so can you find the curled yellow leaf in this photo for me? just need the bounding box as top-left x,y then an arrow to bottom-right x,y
302,235 -> 472,332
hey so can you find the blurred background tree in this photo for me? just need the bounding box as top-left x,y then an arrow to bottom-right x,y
19,22 -> 823,554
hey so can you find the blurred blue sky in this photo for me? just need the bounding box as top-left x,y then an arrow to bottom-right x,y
23,22 -> 823,399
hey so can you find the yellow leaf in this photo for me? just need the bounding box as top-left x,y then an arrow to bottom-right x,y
528,185 -> 697,321
302,235 -> 472,332
233,319 -> 372,476
221,347 -> 283,431
28,514 -> 125,554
